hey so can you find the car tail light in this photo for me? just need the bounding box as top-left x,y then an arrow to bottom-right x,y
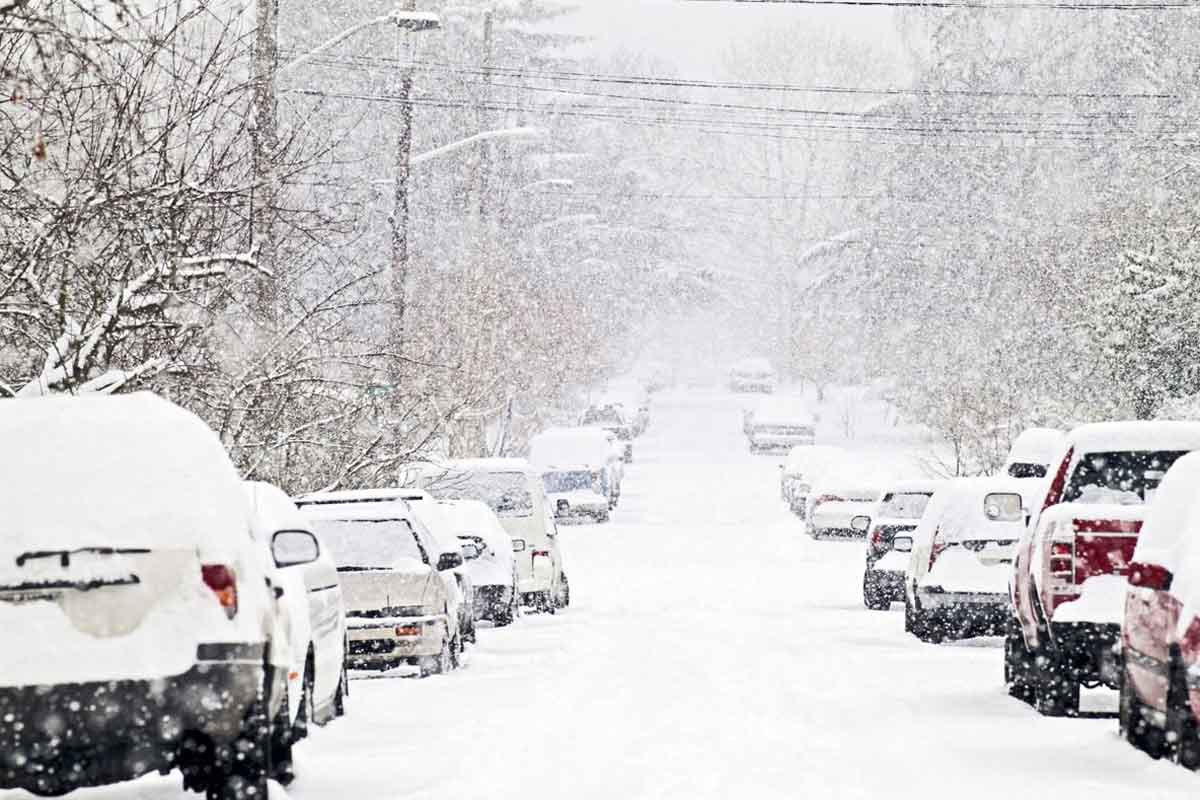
395,624 -> 422,637
532,550 -> 550,560
1049,542 -> 1074,580
869,527 -> 886,550
1128,561 -> 1173,591
201,564 -> 238,619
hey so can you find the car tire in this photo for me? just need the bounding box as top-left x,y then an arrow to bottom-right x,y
204,664 -> 283,800
420,635 -> 453,677
333,663 -> 348,719
1033,650 -> 1079,718
904,598 -> 914,633
1004,622 -> 1035,705
862,573 -> 890,611
293,660 -> 315,740
558,574 -> 571,609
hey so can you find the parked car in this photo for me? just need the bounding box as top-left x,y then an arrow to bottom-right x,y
245,481 -> 348,740
806,482 -> 880,538
0,394 -> 293,799
855,479 -> 943,610
1008,421 -> 1200,716
580,405 -> 636,462
1120,451 -> 1200,767
1004,427 -> 1066,479
779,445 -> 847,516
599,379 -> 651,435
298,497 -> 460,676
746,397 -> 815,454
729,357 -> 777,393
403,458 -> 570,613
440,499 -> 521,626
529,425 -> 622,509
544,466 -> 612,522
902,478 -> 1042,642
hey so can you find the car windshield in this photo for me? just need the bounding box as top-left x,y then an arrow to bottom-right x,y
1007,462 -> 1048,479
1063,450 -> 1189,505
544,471 -> 594,493
309,519 -> 425,570
877,492 -> 933,519
423,471 -> 535,518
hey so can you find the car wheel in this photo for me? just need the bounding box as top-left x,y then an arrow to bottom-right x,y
205,664 -> 283,799
904,598 -> 914,633
449,634 -> 463,670
293,661 -> 315,740
1034,651 -> 1079,718
420,635 -> 453,677
558,574 -> 571,609
862,573 -> 890,611
333,663 -> 348,719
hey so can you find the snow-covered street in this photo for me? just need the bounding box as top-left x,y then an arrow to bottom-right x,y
13,388 -> 1194,800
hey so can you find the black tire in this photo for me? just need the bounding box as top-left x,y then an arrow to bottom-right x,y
1122,677 -> 1166,758
204,665 -> 281,800
862,573 -> 890,611
333,663 -> 347,719
558,574 -> 571,609
419,635 -> 452,677
293,660 -> 315,740
904,598 -> 914,633
1034,649 -> 1079,718
1004,622 -> 1036,705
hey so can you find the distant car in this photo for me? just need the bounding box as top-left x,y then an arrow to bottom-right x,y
806,483 -> 880,538
544,466 -> 611,523
580,404 -> 635,462
903,478 -> 1041,643
529,426 -> 622,509
746,398 -> 815,454
299,498 -> 460,677
779,445 -> 847,516
245,481 -> 348,739
856,480 -> 942,610
0,394 -> 294,799
1120,451 -> 1200,766
729,357 -> 777,393
440,499 -> 521,626
1003,427 -> 1066,478
599,379 -> 652,435
1008,421 -> 1200,716
404,458 -> 569,614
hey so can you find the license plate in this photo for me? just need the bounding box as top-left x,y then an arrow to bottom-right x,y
0,589 -> 63,604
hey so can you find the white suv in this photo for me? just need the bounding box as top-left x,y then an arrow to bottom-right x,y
0,394 -> 292,800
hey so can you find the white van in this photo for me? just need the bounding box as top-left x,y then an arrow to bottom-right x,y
402,458 -> 569,613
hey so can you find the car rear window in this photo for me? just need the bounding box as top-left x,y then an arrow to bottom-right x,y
877,492 -> 933,519
311,518 -> 426,570
1063,450 -> 1189,505
544,471 -> 594,493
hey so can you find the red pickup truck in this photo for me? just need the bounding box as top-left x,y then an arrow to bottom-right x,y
1005,421 -> 1200,717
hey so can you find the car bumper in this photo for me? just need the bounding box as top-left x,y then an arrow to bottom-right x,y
1049,621 -> 1123,688
750,436 -> 815,451
916,588 -> 1009,636
346,616 -> 445,667
0,644 -> 266,795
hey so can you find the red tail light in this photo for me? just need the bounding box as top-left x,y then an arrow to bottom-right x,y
532,550 -> 550,559
869,528 -> 886,550
1049,542 -> 1074,579
1128,561 -> 1173,591
201,564 -> 238,619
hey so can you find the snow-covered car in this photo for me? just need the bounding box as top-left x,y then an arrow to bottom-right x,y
1003,427 -> 1066,479
779,445 -> 847,516
856,480 -> 942,610
580,404 -> 635,462
245,481 -> 348,738
1008,421 -> 1200,716
746,397 -> 815,454
529,425 -> 622,509
599,379 -> 651,435
404,458 -> 570,614
806,484 -> 880,538
544,467 -> 612,522
1120,451 -> 1200,766
903,478 -> 1041,642
440,499 -> 521,626
299,498 -> 460,676
729,357 -> 777,393
0,394 -> 293,799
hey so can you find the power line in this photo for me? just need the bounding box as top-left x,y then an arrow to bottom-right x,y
678,0 -> 1199,8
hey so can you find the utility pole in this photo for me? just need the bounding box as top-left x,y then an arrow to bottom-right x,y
391,0 -> 416,347
251,0 -> 280,318
476,9 -> 495,218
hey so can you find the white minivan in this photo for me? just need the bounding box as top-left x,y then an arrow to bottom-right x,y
403,458 -> 570,613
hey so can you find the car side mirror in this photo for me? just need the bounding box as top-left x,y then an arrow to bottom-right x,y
512,538 -> 526,553
893,535 -> 914,553
556,498 -> 570,518
437,552 -> 464,571
850,515 -> 872,534
271,529 -> 320,568
984,492 -> 1024,522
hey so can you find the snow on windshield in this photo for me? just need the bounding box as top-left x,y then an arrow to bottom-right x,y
877,492 -> 933,519
423,471 -> 534,518
1064,450 -> 1188,505
310,519 -> 424,569
544,471 -> 595,493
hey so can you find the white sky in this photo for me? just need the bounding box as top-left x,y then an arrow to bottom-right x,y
552,0 -> 908,78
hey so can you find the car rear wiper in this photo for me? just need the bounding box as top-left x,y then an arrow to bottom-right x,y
0,575 -> 141,593
15,547 -> 151,568
336,565 -> 391,572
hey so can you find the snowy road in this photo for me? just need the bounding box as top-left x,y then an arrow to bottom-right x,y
9,389 -> 1197,799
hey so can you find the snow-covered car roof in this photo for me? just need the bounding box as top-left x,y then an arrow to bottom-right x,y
294,487 -> 424,506
1131,451 -> 1200,577
438,499 -> 511,551
298,498 -> 412,522
244,481 -> 312,536
529,426 -> 613,468
1065,420 -> 1200,454
1003,427 -> 1065,468
407,501 -> 459,557
784,445 -> 847,474
1,393 -> 249,558
920,476 -> 1044,543
880,479 -> 946,496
